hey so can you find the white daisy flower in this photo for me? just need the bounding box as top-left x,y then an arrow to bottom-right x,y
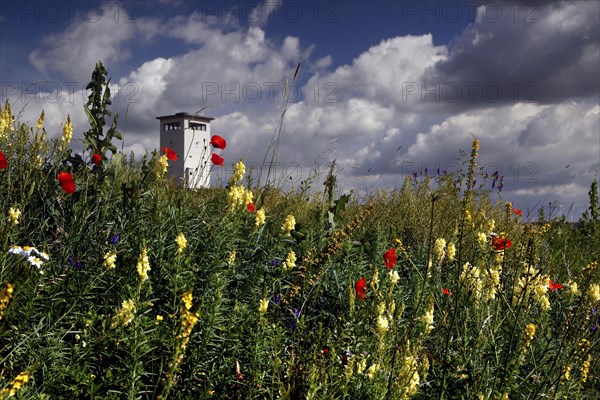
27,255 -> 43,268
8,245 -> 23,255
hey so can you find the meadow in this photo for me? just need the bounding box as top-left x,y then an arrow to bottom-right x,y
0,65 -> 599,399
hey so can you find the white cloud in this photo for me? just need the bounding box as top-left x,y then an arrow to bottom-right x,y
29,3 -> 160,82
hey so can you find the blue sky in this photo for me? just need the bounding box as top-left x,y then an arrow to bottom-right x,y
1,0 -> 599,220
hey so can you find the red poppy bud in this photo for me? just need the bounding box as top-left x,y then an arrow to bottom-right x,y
355,277 -> 367,301
491,237 -> 512,251
0,151 -> 7,169
161,146 -> 179,161
384,248 -> 397,270
57,171 -> 75,194
211,153 -> 224,166
549,279 -> 563,292
91,153 -> 102,165
210,135 -> 227,150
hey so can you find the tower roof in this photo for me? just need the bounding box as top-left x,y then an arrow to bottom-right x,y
156,112 -> 214,122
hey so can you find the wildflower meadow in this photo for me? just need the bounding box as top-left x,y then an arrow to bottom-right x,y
0,64 -> 599,399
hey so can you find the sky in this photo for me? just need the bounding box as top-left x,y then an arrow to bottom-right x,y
1,0 -> 599,221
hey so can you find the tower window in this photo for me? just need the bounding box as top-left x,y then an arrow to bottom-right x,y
190,122 -> 207,131
164,122 -> 181,131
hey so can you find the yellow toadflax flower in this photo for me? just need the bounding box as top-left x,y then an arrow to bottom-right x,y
419,299 -> 435,335
366,363 -> 379,380
376,314 -> 389,334
259,298 -> 269,314
255,208 -> 266,227
281,214 -> 296,236
477,232 -> 488,247
36,110 -> 45,131
523,323 -> 536,343
111,299 -> 136,328
136,246 -> 151,282
0,370 -> 31,398
7,207 -> 21,225
175,233 -> 187,255
282,250 -> 297,271
157,154 -> 168,177
227,250 -> 236,267
0,283 -> 14,320
580,354 -> 591,383
588,283 -> 600,302
399,355 -> 420,398
103,250 -> 117,270
230,160 -> 246,186
182,290 -> 193,311
389,269 -> 400,285
567,280 -> 579,297
0,100 -> 14,136
433,238 -> 446,261
446,242 -> 456,262
61,115 -> 73,149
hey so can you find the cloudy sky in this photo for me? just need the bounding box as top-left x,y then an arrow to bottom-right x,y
1,0 -> 599,220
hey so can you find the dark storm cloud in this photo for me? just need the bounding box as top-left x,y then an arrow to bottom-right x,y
423,0 -> 599,109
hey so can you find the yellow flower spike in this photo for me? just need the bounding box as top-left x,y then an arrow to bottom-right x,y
281,214 -> 296,236
175,233 -> 187,255
580,355 -> 591,383
230,160 -> 246,186
61,114 -> 73,149
157,154 -> 168,177
103,250 -> 117,270
36,110 -> 45,131
0,371 -> 31,397
111,299 -> 136,328
282,250 -> 297,272
0,283 -> 15,320
136,246 -> 150,282
259,298 -> 269,314
7,207 -> 21,225
255,208 -> 266,227
446,242 -> 456,262
433,238 -> 446,261
376,314 -> 389,334
588,283 -> 600,302
227,250 -> 236,267
182,291 -> 193,311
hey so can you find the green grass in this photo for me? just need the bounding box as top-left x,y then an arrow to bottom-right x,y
0,97 -> 599,400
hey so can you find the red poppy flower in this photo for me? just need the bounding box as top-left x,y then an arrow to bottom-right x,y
161,146 -> 179,161
210,135 -> 227,150
355,277 -> 367,301
513,208 -> 522,217
247,202 -> 256,212
0,151 -> 7,169
91,153 -> 102,165
549,279 -> 563,292
491,237 -> 512,251
211,153 -> 224,166
441,288 -> 453,296
384,248 -> 397,270
57,172 -> 75,194
322,347 -> 329,356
